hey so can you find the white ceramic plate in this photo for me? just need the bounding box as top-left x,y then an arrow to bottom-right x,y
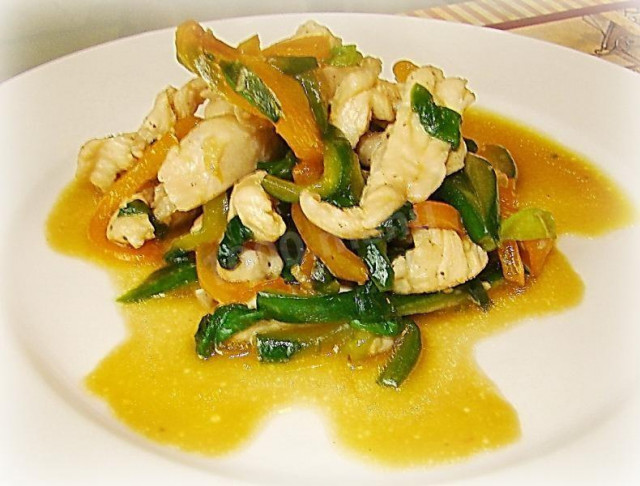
1,13 -> 639,485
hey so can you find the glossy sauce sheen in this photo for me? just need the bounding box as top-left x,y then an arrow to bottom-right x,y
47,109 -> 634,466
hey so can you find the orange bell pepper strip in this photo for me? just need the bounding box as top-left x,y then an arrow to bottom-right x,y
292,156 -> 324,185
88,117 -> 200,264
410,200 -> 465,234
196,242 -> 292,304
238,34 -> 261,55
241,56 -> 323,162
175,21 -> 268,122
291,204 -> 368,284
88,132 -> 178,263
175,21 -> 323,163
262,35 -> 332,59
519,239 -> 554,277
393,60 -> 418,83
496,174 -> 525,286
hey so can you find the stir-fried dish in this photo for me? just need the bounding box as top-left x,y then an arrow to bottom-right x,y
75,21 -> 558,389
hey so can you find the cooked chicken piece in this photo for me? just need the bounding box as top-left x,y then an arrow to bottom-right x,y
300,66 -> 475,240
329,58 -> 399,147
131,87 -> 177,158
357,131 -> 387,168
106,191 -> 155,249
171,77 -> 208,119
157,116 -> 277,212
445,141 -> 467,175
216,243 -> 283,283
77,133 -> 137,191
228,171 -> 286,243
299,191 -> 379,239
77,78 -> 208,191
392,228 -> 488,294
202,90 -> 271,130
151,184 -> 177,225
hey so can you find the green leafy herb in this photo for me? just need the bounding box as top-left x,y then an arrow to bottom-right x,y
411,83 -> 462,149
220,60 -> 282,122
118,199 -> 168,238
195,304 -> 265,358
217,216 -> 254,270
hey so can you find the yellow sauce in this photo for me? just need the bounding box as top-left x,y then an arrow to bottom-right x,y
46,109 -> 635,466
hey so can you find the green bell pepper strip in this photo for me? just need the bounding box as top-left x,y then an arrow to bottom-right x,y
434,153 -> 500,252
275,202 -> 306,283
309,126 -> 364,207
267,56 -> 318,75
117,199 -> 168,239
463,278 -> 491,311
217,215 -> 254,270
327,44 -> 363,67
256,323 -> 350,362
260,126 -> 364,207
262,175 -> 302,203
411,83 -> 462,149
256,260 -> 503,322
219,60 -> 282,123
464,137 -> 479,153
257,291 -> 358,323
295,71 -> 329,135
117,257 -> 198,303
500,207 -> 556,241
171,193 -> 227,252
195,304 -> 265,358
257,151 -> 297,181
481,144 -> 518,179
377,318 -> 422,389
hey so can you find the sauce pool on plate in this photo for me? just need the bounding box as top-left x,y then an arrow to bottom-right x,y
46,108 -> 635,466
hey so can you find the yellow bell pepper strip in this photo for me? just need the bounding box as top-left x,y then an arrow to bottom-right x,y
262,35 -> 332,59
195,242 -> 292,304
170,193 -> 227,252
409,200 -> 465,234
291,204 -> 368,284
393,59 -> 418,83
496,174 -> 525,286
88,132 -> 178,263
